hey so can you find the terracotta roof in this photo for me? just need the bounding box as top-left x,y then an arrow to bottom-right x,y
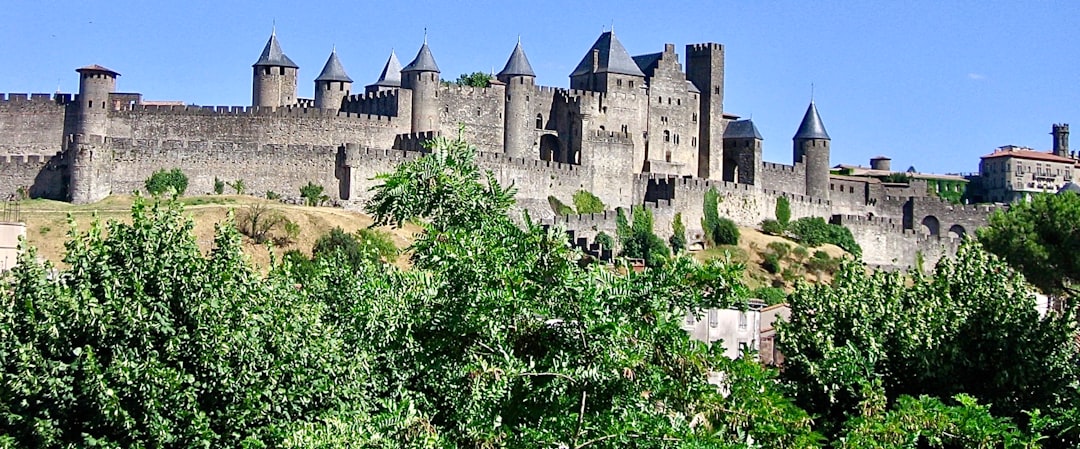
981,148 -> 1075,163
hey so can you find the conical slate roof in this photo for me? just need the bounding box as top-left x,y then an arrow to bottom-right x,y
570,31 -> 645,77
402,42 -> 440,73
1059,182 -> 1080,194
724,119 -> 763,140
498,41 -> 535,77
315,49 -> 352,82
793,102 -> 830,140
371,50 -> 403,87
253,32 -> 298,68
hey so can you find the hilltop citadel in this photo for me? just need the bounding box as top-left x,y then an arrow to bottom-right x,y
0,29 -> 1046,268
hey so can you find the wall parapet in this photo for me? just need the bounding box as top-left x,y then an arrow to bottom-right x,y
117,103 -> 397,125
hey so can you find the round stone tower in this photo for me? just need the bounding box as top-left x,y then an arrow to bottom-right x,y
401,38 -> 441,133
793,101 -> 831,199
75,64 -> 118,137
252,30 -> 299,108
314,48 -> 352,110
497,39 -> 537,159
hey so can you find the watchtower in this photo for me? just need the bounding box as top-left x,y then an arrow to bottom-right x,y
685,43 -> 725,179
401,38 -> 441,133
793,101 -> 831,199
498,39 -> 537,159
1053,123 -> 1070,158
74,64 -> 119,137
314,49 -> 352,110
252,30 -> 299,108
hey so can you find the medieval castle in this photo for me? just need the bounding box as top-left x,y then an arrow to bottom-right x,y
0,30 -> 996,269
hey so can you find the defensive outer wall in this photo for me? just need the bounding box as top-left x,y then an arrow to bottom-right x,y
0,31 -> 996,271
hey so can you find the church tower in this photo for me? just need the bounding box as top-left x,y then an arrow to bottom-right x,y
401,37 -> 441,133
252,30 -> 299,108
314,48 -> 352,110
497,39 -> 536,159
793,101 -> 831,199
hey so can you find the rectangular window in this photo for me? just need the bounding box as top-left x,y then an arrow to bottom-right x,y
738,312 -> 747,330
708,309 -> 718,328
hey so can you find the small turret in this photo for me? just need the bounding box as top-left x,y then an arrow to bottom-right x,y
722,119 -> 763,185
366,50 -> 402,94
793,101 -> 831,199
252,30 -> 299,108
74,64 -> 119,137
498,38 -> 537,159
314,49 -> 352,110
70,64 -> 120,204
401,36 -> 441,133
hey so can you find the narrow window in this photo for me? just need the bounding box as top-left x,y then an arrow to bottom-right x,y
714,86 -> 720,94
693,113 -> 698,122
535,114 -> 543,129
629,81 -> 634,88
279,67 -> 285,75
617,79 -> 622,87
738,312 -> 747,330
663,130 -> 670,142
709,309 -> 718,328
665,151 -> 672,162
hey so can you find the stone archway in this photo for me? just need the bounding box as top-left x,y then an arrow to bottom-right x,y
539,134 -> 559,162
921,215 -> 940,236
948,224 -> 966,239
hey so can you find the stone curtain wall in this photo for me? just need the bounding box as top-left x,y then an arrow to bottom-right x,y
0,154 -> 66,199
437,85 -> 505,154
0,94 -> 71,156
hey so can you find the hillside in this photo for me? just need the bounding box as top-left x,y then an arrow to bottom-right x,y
693,226 -> 850,292
16,195 -> 422,268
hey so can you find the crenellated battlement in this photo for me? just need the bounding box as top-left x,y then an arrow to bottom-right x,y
0,92 -> 73,105
687,42 -> 724,53
762,162 -> 799,173
0,153 -> 59,166
393,131 -> 439,151
585,129 -> 633,144
438,84 -> 503,97
478,151 -> 581,174
116,103 -> 397,125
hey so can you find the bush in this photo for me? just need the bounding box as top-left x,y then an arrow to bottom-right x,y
619,207 -> 670,267
145,168 -> 188,196
762,253 -> 782,274
703,188 -> 721,245
227,179 -> 246,195
752,287 -> 788,306
266,190 -> 281,201
572,190 -> 605,214
594,232 -> 615,251
213,177 -> 225,195
313,227 -> 397,267
781,267 -> 803,283
547,195 -> 574,216
792,245 -> 810,261
767,241 -> 791,260
301,182 -> 326,206
789,217 -> 830,247
281,219 -> 301,244
775,196 -> 791,227
761,219 -> 785,236
237,202 -> 284,244
670,212 -> 687,252
712,217 -> 740,246
808,250 -> 839,275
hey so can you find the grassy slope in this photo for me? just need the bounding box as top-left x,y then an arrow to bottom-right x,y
17,195 -> 422,269
693,226 -> 849,291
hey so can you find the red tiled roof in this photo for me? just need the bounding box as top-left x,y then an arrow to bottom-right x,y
981,148 -> 1073,163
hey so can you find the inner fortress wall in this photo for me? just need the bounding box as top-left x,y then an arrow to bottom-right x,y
437,85 -> 505,154
0,94 -> 71,156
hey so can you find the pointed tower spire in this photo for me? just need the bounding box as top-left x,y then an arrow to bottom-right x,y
315,48 -> 352,82
570,31 -> 645,77
402,38 -> 440,73
497,39 -> 536,78
369,50 -> 402,89
253,30 -> 298,68
793,101 -> 830,140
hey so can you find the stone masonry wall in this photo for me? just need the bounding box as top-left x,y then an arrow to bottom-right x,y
833,214 -> 960,270
0,93 -> 71,156
0,153 -> 66,199
759,162 -> 805,196
438,85 -> 505,154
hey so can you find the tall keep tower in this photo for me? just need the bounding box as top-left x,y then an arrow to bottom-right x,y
1053,123 -> 1070,157
314,49 -> 352,110
70,65 -> 120,204
793,102 -> 831,199
252,30 -> 299,108
685,43 -> 725,180
498,39 -> 537,159
401,38 -> 441,133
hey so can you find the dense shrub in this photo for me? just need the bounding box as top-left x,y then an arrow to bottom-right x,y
572,189 -> 605,214
312,227 -> 398,267
213,177 -> 225,195
761,219 -> 785,236
594,231 -> 615,250
301,182 -> 326,206
145,168 -> 188,196
702,188 -> 721,245
752,286 -> 788,305
767,241 -> 791,260
237,202 -> 284,244
618,207 -> 670,267
670,212 -> 687,252
762,253 -> 782,274
775,196 -> 791,227
712,217 -> 740,246
788,217 -> 862,258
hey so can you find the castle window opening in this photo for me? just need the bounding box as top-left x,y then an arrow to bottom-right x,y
658,96 -> 662,104
477,107 -> 482,116
617,79 -> 623,87
339,83 -> 344,91
264,67 -> 271,75
666,151 -> 672,162
693,113 -> 698,122
667,98 -> 671,105
536,114 -> 543,129
677,98 -> 681,105
692,137 -> 697,147
714,87 -> 720,95
279,67 -> 285,75
663,130 -> 670,142
621,124 -> 628,133
629,81 -> 634,88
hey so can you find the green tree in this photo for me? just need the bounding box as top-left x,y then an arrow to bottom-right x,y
775,195 -> 791,228
618,206 -> 670,267
594,231 -> 615,251
979,191 -> 1080,298
144,168 -> 188,196
227,178 -> 246,195
670,212 -> 687,252
702,187 -> 721,246
312,227 -> 398,266
572,189 -> 605,214
778,241 -> 1079,442
451,71 -> 492,87
213,176 -> 225,195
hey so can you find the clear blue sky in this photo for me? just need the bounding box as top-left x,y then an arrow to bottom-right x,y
2,0 -> 1076,174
